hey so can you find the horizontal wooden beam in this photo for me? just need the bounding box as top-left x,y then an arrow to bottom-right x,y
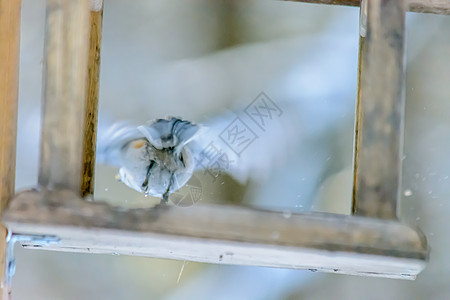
3,190 -> 428,279
283,0 -> 450,15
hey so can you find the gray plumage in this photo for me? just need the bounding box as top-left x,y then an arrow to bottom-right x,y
97,117 -> 201,201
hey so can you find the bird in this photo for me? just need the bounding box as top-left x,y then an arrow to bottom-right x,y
97,92 -> 295,199
95,13 -> 363,206
97,117 -> 203,203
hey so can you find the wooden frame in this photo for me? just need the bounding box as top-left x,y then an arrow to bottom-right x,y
284,0 -> 450,15
0,0 -> 21,298
352,0 -> 406,219
7,190 -> 427,279
4,0 -> 449,296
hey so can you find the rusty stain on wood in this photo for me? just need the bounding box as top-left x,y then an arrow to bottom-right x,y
81,4 -> 104,197
0,0 -> 21,298
284,0 -> 450,15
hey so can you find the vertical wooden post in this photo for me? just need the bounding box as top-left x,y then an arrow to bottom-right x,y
0,0 -> 21,298
38,0 -> 90,193
81,2 -> 104,197
352,0 -> 407,219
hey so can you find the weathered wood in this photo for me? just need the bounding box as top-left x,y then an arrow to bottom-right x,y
286,0 -> 359,6
0,0 -> 21,298
283,0 -> 450,14
0,0 -> 20,212
81,4 -> 104,197
409,0 -> 450,14
4,190 -> 428,279
352,0 -> 406,219
39,0 -> 90,193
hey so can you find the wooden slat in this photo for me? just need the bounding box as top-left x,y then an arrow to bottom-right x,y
352,0 -> 406,219
4,190 -> 428,279
0,0 -> 21,298
38,0 -> 90,193
283,0 -> 450,15
81,3 -> 104,197
409,0 -> 450,14
0,0 -> 20,210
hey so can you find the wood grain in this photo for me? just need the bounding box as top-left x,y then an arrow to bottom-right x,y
38,0 -> 90,193
0,0 -> 20,210
352,0 -> 406,219
284,0 -> 450,14
0,0 -> 21,298
4,190 -> 429,279
81,5 -> 104,197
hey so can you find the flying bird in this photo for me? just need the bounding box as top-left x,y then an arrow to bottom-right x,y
96,92 -> 308,203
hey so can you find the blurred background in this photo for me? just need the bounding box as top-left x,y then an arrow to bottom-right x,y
12,0 -> 450,299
